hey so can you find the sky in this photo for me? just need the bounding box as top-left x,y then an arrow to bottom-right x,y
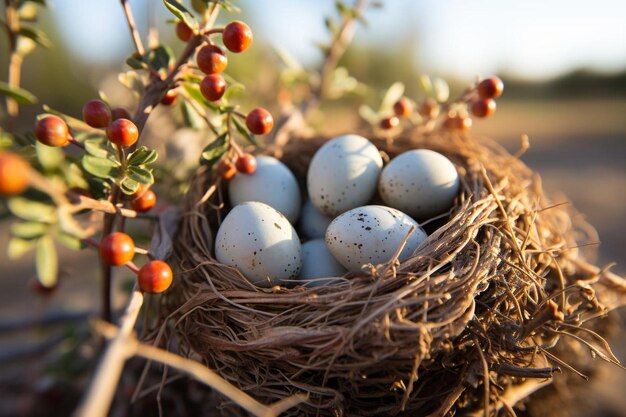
50,0 -> 626,81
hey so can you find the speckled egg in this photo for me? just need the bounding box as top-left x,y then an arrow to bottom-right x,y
307,134 -> 383,217
298,200 -> 334,239
228,156 -> 301,224
296,239 -> 347,286
325,205 -> 427,271
215,202 -> 302,287
378,149 -> 460,220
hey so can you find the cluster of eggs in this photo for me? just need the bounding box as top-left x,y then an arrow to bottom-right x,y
215,135 -> 461,287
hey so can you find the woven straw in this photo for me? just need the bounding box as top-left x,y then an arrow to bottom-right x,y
162,131 -> 626,416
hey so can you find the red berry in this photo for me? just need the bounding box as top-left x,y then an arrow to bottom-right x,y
111,107 -> 132,121
0,152 -> 29,196
477,77 -> 504,99
470,98 -> 496,118
196,44 -> 228,74
418,98 -> 439,119
100,232 -> 135,266
200,74 -> 226,101
82,100 -> 112,128
106,118 -> 139,147
131,189 -> 156,212
175,20 -> 193,42
35,116 -> 70,147
138,260 -> 173,294
393,97 -> 413,117
444,115 -> 472,131
245,108 -> 273,135
160,90 -> 177,106
222,21 -> 252,53
379,116 -> 400,130
235,153 -> 256,174
217,159 -> 237,180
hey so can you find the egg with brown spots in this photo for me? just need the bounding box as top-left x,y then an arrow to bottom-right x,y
378,149 -> 460,220
307,134 -> 383,217
228,156 -> 301,224
325,205 -> 427,272
215,202 -> 302,287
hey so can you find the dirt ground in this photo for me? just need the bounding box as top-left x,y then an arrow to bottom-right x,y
1,98 -> 625,416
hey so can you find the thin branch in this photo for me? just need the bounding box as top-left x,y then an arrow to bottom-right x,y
73,289 -> 144,417
4,0 -> 21,117
120,0 -> 146,57
91,320 -> 306,417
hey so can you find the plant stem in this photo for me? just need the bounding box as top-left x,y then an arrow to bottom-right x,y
74,288 -> 144,417
4,0 -> 21,117
120,0 -> 145,57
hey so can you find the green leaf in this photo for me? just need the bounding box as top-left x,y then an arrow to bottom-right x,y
43,105 -> 91,131
87,177 -> 111,200
127,146 -> 157,166
147,45 -> 176,76
54,230 -> 84,251
200,133 -> 229,166
213,0 -> 240,13
418,74 -> 433,97
82,155 -> 122,179
8,198 -> 56,223
127,165 -> 153,185
191,0 -> 208,14
232,117 -> 259,148
84,138 -> 111,159
0,81 -> 38,105
126,55 -> 148,70
11,221 -> 48,239
182,82 -> 219,111
381,82 -> 405,112
120,177 -> 140,195
181,100 -> 205,130
36,236 -> 57,288
162,0 -> 198,31
36,141 -> 64,171
7,237 -> 37,259
18,26 -> 51,48
433,77 -> 450,103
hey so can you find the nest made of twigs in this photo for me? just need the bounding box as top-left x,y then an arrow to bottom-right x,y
161,130 -> 626,416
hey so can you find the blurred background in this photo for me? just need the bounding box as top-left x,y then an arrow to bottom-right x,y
0,1 -> 625,415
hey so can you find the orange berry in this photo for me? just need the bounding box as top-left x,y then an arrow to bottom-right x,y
418,98 -> 439,119
477,77 -> 504,99
196,44 -> 228,74
379,116 -> 400,130
0,152 -> 29,196
138,260 -> 173,294
200,74 -> 226,101
82,100 -> 112,128
235,153 -> 256,174
175,20 -> 193,42
160,90 -> 177,106
245,108 -> 273,135
106,118 -> 139,147
35,116 -> 70,147
131,189 -> 156,213
393,97 -> 413,117
100,232 -> 135,266
217,159 -> 237,180
222,21 -> 252,53
470,98 -> 496,118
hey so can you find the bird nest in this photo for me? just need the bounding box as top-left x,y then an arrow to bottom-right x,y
161,130 -> 626,416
